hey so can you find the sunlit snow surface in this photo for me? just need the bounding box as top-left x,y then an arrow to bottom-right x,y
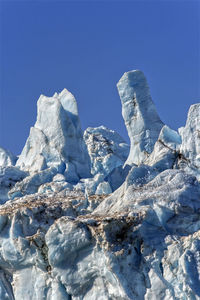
0,70 -> 200,299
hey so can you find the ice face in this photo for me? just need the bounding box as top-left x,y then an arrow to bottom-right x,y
117,70 -> 164,166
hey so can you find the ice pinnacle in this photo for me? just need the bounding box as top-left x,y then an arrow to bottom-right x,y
17,89 -> 91,182
117,70 -> 164,165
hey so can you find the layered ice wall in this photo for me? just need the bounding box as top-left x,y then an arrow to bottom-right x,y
117,70 -> 164,165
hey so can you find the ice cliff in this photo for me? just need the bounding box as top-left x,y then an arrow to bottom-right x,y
0,70 -> 200,299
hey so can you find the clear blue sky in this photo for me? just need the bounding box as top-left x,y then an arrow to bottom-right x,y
0,0 -> 199,155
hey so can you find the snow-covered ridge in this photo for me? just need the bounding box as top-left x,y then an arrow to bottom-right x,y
0,70 -> 200,299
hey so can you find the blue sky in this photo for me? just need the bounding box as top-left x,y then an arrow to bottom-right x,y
0,0 -> 199,155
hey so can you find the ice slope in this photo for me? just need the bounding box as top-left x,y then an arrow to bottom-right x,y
0,70 -> 200,299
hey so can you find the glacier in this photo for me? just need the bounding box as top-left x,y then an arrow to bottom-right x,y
0,70 -> 200,299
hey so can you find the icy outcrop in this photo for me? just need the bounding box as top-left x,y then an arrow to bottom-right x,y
17,89 -> 91,182
84,126 -> 129,176
0,147 -> 26,204
117,70 -> 164,166
83,126 -> 129,194
105,164 -> 132,191
1,70 -> 200,299
179,104 -> 200,162
95,181 -> 112,195
0,147 -> 16,167
8,167 -> 59,199
95,168 -> 200,216
178,104 -> 200,179
0,167 -> 27,203
146,125 -> 182,172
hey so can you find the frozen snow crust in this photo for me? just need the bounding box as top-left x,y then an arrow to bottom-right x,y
0,70 -> 200,299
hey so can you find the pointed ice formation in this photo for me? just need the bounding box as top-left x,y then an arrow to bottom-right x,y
179,104 -> 200,167
0,147 -> 16,167
17,89 -> 91,182
117,70 -> 164,166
